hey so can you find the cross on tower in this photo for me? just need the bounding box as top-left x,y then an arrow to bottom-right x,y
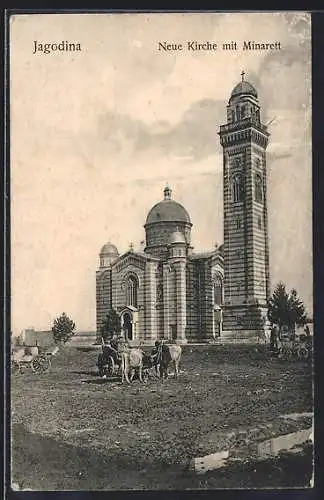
241,70 -> 245,81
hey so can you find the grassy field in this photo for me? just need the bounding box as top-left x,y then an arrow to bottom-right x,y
11,344 -> 313,490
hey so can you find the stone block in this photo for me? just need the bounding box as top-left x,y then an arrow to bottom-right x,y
257,427 -> 313,459
190,450 -> 229,475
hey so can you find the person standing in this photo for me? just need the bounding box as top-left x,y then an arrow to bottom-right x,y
270,325 -> 279,351
110,333 -> 119,352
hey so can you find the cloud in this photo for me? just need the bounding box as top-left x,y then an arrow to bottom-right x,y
92,98 -> 225,165
244,16 -> 311,116
157,99 -> 225,161
247,65 -> 310,117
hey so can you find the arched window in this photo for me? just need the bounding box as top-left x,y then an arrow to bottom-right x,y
231,110 -> 235,123
254,174 -> 263,203
126,275 -> 138,307
213,274 -> 223,306
231,175 -> 243,203
241,105 -> 246,118
236,105 -> 240,121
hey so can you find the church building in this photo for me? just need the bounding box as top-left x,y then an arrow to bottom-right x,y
96,74 -> 271,344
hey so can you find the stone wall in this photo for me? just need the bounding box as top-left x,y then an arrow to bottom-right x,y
22,329 -> 53,347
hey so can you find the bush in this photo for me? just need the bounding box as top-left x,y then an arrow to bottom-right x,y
101,309 -> 121,342
52,312 -> 76,344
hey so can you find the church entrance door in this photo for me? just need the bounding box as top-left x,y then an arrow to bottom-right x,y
213,309 -> 222,338
123,312 -> 133,341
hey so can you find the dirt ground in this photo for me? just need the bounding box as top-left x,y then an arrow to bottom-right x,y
10,344 -> 313,490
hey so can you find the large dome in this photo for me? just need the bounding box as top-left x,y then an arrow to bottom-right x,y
230,80 -> 257,100
145,186 -> 191,225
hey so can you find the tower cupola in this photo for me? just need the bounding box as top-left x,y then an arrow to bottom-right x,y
169,229 -> 187,258
99,241 -> 119,268
227,71 -> 261,125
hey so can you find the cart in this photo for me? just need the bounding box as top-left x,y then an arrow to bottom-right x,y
97,345 -> 120,378
11,346 -> 54,374
96,343 -> 154,381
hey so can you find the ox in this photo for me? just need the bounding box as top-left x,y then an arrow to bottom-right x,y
154,342 -> 182,380
120,348 -> 145,384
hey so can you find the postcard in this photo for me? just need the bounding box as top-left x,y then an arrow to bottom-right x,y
9,11 -> 313,491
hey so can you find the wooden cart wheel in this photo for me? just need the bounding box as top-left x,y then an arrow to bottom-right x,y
31,355 -> 51,374
107,356 -> 115,377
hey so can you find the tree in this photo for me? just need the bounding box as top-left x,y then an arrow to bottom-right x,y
52,312 -> 76,344
101,308 -> 121,342
267,282 -> 308,333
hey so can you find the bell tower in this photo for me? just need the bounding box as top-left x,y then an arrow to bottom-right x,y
219,72 -> 271,339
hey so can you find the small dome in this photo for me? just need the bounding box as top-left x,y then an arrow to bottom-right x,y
100,242 -> 119,256
169,231 -> 186,244
145,186 -> 191,225
230,79 -> 257,100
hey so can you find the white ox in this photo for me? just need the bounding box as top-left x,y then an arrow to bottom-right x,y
120,348 -> 145,384
169,344 -> 182,378
156,343 -> 182,379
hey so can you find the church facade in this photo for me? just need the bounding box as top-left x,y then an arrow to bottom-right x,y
96,75 -> 271,344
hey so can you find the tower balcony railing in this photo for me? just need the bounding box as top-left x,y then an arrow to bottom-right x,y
219,118 -> 268,135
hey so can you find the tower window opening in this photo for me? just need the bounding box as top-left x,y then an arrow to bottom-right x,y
236,105 -> 240,121
241,105 -> 246,118
255,173 -> 263,203
231,175 -> 243,203
235,218 -> 241,230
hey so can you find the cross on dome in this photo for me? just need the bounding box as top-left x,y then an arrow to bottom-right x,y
241,70 -> 245,81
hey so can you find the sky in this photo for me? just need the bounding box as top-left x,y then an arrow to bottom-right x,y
10,12 -> 312,334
